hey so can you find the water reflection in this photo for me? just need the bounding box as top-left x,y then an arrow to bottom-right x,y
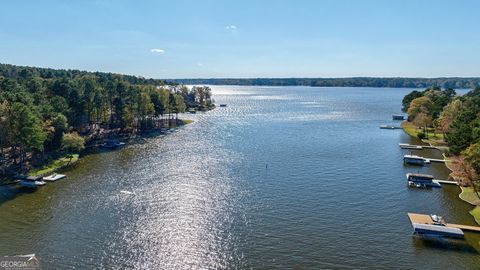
0,86 -> 479,269
412,235 -> 478,254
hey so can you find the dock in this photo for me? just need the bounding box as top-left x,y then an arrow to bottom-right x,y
380,125 -> 402,129
408,213 -> 480,233
399,143 -> 438,150
423,158 -> 445,163
433,179 -> 458,185
403,154 -> 445,165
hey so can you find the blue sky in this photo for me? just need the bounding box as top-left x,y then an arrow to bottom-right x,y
1,0 -> 479,78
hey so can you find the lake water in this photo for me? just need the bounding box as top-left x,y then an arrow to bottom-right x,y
1,86 -> 479,269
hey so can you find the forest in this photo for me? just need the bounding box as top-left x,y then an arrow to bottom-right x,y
0,63 -> 214,176
172,77 -> 480,89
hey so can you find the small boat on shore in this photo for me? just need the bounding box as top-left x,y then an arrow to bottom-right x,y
101,139 -> 126,149
18,176 -> 46,188
43,173 -> 66,182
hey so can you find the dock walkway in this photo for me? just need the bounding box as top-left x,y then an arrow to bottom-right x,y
433,179 -> 458,185
399,143 -> 437,150
423,158 -> 446,163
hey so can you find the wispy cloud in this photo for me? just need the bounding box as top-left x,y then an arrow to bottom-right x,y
150,48 -> 165,53
196,62 -> 204,66
225,25 -> 237,30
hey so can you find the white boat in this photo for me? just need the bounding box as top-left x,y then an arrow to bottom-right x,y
43,173 -> 66,182
19,180 -> 46,187
101,139 -> 126,149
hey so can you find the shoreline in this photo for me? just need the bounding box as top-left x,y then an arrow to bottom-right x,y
0,118 -> 194,186
401,121 -> 480,224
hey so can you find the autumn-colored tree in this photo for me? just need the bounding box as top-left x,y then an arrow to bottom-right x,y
437,99 -> 462,134
407,96 -> 433,121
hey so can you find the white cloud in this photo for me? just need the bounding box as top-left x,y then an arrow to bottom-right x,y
225,25 -> 237,30
196,62 -> 204,66
151,48 -> 165,53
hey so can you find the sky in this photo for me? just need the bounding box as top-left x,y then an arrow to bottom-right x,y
1,0 -> 480,79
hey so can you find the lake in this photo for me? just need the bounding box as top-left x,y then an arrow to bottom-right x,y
0,86 -> 479,269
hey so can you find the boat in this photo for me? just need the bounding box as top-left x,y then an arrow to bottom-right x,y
219,104 -> 227,107
18,179 -> 46,188
403,154 -> 426,165
406,173 -> 441,188
408,181 -> 426,188
392,115 -> 405,120
101,139 -> 126,149
43,173 -> 66,182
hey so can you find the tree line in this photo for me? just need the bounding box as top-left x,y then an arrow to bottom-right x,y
172,77 -> 480,89
0,63 -> 213,174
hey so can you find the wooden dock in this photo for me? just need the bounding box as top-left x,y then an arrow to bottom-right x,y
408,213 -> 480,233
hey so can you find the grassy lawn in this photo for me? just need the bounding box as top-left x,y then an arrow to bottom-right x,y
459,186 -> 480,206
401,121 -> 446,146
29,154 -> 79,176
459,187 -> 480,225
470,206 -> 480,224
401,121 -> 419,137
181,119 -> 194,124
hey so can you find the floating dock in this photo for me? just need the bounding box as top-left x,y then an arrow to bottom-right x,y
408,213 -> 480,233
403,154 -> 445,165
43,174 -> 66,182
399,143 -> 438,150
399,143 -> 423,150
380,125 -> 402,129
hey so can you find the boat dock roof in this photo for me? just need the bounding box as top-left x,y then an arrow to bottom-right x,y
407,173 -> 434,178
403,155 -> 446,163
408,213 -> 480,233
